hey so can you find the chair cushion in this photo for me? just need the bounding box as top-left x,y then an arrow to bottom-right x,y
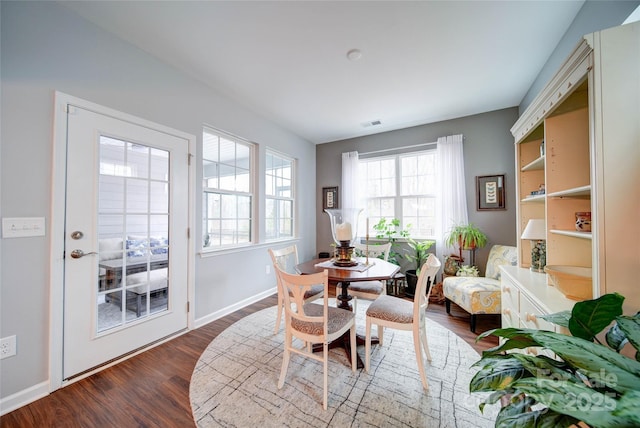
293,284 -> 323,300
291,303 -> 354,336
347,280 -> 384,295
443,276 -> 501,315
366,295 -> 413,324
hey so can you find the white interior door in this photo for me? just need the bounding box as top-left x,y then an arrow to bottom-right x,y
63,105 -> 189,379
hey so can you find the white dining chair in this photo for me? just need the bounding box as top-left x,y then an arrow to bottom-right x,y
268,245 -> 323,334
348,241 -> 392,314
365,253 -> 441,390
274,266 -> 357,410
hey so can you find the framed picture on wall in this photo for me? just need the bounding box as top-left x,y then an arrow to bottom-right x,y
476,174 -> 505,210
323,186 -> 338,210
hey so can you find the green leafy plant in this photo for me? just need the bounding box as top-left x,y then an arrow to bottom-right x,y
470,293 -> 640,428
445,223 -> 488,260
456,265 -> 479,277
403,238 -> 435,273
372,217 -> 410,265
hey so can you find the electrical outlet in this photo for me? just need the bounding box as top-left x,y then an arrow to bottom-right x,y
266,264 -> 271,274
0,335 -> 17,359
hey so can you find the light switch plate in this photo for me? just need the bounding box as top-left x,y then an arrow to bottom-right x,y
2,217 -> 46,238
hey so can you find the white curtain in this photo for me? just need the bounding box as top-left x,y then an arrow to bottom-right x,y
435,134 -> 468,260
341,151 -> 360,210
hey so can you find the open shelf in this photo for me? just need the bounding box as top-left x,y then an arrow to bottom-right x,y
521,155 -> 545,172
547,185 -> 591,199
549,229 -> 592,239
521,194 -> 545,203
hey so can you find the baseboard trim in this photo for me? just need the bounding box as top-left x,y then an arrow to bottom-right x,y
1,381 -> 49,416
193,287 -> 276,329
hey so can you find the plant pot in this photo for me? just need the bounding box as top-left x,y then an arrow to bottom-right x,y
405,269 -> 433,299
405,270 -> 418,298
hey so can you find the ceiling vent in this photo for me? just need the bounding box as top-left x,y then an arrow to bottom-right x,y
362,120 -> 382,128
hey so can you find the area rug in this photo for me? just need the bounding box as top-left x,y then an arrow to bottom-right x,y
190,300 -> 497,427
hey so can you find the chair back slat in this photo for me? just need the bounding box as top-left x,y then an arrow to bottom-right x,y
414,253 -> 442,320
353,241 -> 391,261
274,266 -> 328,334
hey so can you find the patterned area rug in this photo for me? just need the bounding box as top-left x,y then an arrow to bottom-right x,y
190,300 -> 497,427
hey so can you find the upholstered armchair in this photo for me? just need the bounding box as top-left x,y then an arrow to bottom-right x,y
442,245 -> 517,332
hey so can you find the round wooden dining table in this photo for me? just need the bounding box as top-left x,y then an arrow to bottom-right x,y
295,257 -> 400,310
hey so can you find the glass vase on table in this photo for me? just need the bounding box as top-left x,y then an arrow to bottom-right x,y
324,208 -> 363,267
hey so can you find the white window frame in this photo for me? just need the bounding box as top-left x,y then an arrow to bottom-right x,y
265,149 -> 296,241
359,149 -> 437,239
202,127 -> 256,251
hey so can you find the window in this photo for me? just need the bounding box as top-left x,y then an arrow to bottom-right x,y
265,150 -> 295,240
359,150 -> 436,239
202,128 -> 254,249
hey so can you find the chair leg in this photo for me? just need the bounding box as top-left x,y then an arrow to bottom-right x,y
378,324 -> 384,346
350,325 -> 357,372
278,331 -> 291,389
274,294 -> 283,334
365,317 -> 372,373
470,314 -> 477,333
421,322 -> 432,362
323,342 -> 328,410
413,326 -> 429,390
445,298 -> 451,314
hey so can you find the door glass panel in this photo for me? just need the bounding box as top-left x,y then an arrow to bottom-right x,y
97,137 -> 170,333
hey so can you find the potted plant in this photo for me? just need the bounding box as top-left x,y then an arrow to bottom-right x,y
445,222 -> 488,260
403,238 -> 435,297
470,292 -> 640,427
371,217 -> 410,265
455,265 -> 479,277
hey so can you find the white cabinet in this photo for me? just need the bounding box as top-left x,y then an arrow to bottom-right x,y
501,266 -> 574,356
511,21 -> 640,315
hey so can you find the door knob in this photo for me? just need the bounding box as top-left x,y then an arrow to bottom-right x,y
70,249 -> 97,259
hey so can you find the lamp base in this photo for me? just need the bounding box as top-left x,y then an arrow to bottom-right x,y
333,241 -> 357,266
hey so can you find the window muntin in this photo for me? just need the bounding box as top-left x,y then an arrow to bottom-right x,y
265,150 -> 294,240
203,128 -> 254,249
359,150 -> 436,239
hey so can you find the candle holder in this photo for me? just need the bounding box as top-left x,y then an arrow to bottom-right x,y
325,208 -> 362,267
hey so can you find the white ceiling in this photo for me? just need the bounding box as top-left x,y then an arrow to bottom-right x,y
60,1 -> 586,144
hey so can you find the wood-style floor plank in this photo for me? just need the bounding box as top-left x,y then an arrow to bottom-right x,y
0,290 -> 498,427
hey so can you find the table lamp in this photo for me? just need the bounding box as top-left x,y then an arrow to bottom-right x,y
521,219 -> 546,272
325,208 -> 362,267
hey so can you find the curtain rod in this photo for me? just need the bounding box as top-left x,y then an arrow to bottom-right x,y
359,141 -> 437,156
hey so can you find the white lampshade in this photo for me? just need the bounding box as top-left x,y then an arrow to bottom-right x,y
521,219 -> 546,240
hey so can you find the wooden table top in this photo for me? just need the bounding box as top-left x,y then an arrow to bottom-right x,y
296,257 -> 400,283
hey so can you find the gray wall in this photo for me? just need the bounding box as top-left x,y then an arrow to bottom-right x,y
520,0 -> 638,113
0,1 -> 316,401
316,108 -> 519,274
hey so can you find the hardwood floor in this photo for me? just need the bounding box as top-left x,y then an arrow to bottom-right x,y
1,289 -> 499,427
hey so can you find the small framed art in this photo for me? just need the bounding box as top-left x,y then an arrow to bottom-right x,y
476,174 -> 505,211
322,186 -> 339,210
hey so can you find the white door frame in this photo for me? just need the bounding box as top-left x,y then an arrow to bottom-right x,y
49,91 -> 196,390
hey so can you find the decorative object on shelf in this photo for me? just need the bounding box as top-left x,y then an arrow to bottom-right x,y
539,139 -> 545,157
471,293 -> 640,428
325,208 -> 362,267
529,183 -> 545,197
575,211 -> 591,232
444,223 -> 488,261
476,174 -> 505,211
521,219 -> 546,272
544,265 -> 592,301
322,186 -> 338,210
